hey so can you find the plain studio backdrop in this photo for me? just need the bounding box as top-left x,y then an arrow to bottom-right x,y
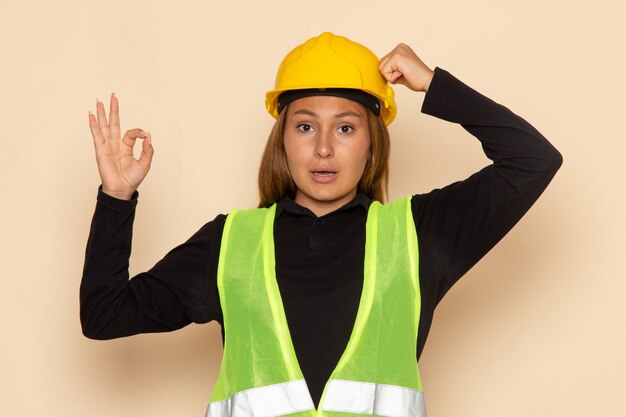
1,1 -> 624,416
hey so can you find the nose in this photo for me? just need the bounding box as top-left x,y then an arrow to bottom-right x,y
314,128 -> 334,159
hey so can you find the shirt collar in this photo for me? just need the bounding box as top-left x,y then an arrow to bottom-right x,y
276,193 -> 372,218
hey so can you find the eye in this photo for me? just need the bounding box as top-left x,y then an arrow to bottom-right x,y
338,125 -> 354,134
297,123 -> 313,132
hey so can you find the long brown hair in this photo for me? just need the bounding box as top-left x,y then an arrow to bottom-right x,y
257,106 -> 390,208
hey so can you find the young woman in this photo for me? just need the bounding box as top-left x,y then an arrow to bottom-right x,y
82,32 -> 562,416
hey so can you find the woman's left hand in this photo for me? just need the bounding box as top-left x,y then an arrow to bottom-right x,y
378,44 -> 434,93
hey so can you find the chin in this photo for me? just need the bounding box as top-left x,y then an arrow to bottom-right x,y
301,187 -> 356,204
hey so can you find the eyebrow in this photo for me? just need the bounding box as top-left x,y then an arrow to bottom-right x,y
292,110 -> 362,118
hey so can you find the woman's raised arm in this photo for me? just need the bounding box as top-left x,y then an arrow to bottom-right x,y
81,94 -> 223,340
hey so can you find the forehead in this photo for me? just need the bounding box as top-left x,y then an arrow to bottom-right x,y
286,95 -> 368,117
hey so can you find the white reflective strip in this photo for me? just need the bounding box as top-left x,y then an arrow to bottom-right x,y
322,379 -> 426,417
206,379 -> 315,417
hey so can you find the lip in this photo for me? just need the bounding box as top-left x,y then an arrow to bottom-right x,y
310,170 -> 338,184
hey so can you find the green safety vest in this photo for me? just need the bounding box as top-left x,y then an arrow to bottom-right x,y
206,196 -> 426,417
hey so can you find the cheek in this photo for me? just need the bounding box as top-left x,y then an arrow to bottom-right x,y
350,137 -> 371,171
358,149 -> 371,174
283,135 -> 306,171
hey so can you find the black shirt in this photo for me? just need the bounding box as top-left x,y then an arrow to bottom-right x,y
80,67 -> 562,407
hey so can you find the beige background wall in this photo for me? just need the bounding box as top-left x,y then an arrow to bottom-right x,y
1,0 -> 624,416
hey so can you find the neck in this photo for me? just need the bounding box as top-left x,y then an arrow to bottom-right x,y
294,191 -> 357,217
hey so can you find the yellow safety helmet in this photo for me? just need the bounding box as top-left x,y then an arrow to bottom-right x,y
265,32 -> 397,125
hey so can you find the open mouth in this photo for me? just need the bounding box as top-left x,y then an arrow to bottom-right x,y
311,171 -> 337,177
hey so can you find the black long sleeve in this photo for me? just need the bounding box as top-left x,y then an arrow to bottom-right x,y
80,67 -> 561,405
410,68 -> 562,349
80,188 -> 226,339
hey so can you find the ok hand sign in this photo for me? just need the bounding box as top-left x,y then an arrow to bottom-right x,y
88,93 -> 154,200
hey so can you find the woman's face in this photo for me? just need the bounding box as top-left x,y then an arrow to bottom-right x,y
283,95 -> 371,217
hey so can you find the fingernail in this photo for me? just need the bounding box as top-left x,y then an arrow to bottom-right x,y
96,98 -> 101,106
112,92 -> 116,99
88,110 -> 93,117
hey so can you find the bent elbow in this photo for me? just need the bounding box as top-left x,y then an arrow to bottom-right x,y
80,307 -> 110,340
80,313 -> 101,340
543,145 -> 564,177
549,143 -> 563,168
527,138 -> 563,178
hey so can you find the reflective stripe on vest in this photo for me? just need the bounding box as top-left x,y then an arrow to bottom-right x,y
207,196 -> 425,417
206,379 -> 314,417
323,380 -> 426,417
207,379 -> 425,417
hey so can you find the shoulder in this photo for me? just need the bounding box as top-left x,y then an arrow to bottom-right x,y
370,195 -> 414,223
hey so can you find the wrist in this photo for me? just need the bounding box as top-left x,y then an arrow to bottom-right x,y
423,70 -> 435,93
101,187 -> 135,201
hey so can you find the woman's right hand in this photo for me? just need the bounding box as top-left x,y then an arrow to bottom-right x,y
378,43 -> 434,93
88,93 -> 154,200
